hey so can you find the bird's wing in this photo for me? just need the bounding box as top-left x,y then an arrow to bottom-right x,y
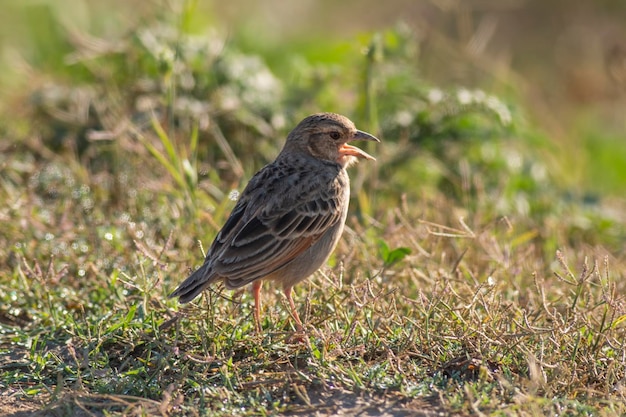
168,198 -> 248,302
212,164 -> 345,289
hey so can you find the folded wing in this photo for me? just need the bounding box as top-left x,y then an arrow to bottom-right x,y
214,176 -> 344,289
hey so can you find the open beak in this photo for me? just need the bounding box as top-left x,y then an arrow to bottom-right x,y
339,130 -> 380,161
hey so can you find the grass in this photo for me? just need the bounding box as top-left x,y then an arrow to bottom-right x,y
1,2 -> 626,416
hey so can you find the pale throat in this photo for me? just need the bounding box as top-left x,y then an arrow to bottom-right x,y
337,154 -> 358,168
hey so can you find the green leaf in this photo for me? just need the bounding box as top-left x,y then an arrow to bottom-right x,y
612,314 -> 626,329
378,239 -> 411,266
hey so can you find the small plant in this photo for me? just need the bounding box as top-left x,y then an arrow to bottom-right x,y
378,239 -> 411,268
1,4 -> 625,417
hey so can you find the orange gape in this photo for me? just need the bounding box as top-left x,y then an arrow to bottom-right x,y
170,113 -> 379,333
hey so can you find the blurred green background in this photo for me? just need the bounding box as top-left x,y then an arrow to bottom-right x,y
1,0 -> 626,195
1,2 -> 625,415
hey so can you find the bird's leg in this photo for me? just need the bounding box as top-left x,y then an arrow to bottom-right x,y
284,286 -> 304,332
252,280 -> 263,333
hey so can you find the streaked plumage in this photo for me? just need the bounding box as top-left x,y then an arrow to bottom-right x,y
170,112 -> 379,331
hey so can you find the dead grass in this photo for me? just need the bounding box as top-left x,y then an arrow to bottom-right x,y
1,136 -> 625,416
1,3 -> 626,415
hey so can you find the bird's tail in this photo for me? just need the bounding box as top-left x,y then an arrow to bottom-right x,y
169,263 -> 215,303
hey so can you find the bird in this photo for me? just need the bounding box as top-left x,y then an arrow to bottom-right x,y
169,112 -> 379,332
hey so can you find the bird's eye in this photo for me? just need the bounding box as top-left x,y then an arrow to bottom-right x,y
329,131 -> 341,140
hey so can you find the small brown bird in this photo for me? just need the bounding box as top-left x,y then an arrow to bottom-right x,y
170,113 -> 379,332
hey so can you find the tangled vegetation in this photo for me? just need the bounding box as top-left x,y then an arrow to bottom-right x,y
1,2 -> 625,416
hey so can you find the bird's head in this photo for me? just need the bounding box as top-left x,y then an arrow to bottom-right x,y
282,113 -> 379,168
